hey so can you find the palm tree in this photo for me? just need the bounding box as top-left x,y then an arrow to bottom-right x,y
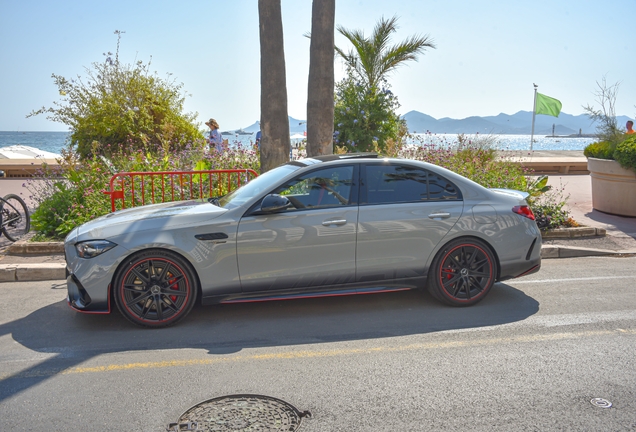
258,0 -> 291,172
336,16 -> 436,91
306,0 -> 335,157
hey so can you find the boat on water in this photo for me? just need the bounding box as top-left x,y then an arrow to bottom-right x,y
221,129 -> 252,135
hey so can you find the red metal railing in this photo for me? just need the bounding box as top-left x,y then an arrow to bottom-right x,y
103,169 -> 259,212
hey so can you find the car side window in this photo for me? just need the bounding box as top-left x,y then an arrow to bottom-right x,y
364,164 -> 461,204
274,165 -> 355,210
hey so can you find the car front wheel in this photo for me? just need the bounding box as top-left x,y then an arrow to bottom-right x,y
113,250 -> 198,328
427,238 -> 497,306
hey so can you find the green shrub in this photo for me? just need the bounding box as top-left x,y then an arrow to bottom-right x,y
28,31 -> 204,159
528,180 -> 578,230
614,135 -> 636,172
583,141 -> 615,159
334,74 -> 404,153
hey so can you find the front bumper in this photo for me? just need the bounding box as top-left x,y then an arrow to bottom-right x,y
66,272 -> 111,313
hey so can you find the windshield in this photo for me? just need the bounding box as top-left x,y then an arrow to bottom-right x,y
217,164 -> 299,210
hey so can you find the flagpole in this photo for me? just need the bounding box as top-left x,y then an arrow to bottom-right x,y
530,84 -> 538,151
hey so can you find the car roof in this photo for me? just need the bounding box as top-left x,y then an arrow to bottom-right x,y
290,153 -> 379,167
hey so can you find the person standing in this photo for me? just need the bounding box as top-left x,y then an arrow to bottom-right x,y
626,120 -> 635,135
254,130 -> 261,150
206,118 -> 223,152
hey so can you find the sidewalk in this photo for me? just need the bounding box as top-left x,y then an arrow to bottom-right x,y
1,151 -> 635,282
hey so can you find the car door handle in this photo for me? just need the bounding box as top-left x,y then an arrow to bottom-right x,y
428,212 -> 451,219
322,219 -> 347,226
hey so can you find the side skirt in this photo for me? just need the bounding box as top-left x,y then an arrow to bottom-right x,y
220,287 -> 413,304
201,278 -> 426,306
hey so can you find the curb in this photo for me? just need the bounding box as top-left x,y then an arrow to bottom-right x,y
7,239 -> 64,255
0,263 -> 66,282
540,245 -> 636,259
541,227 -> 606,239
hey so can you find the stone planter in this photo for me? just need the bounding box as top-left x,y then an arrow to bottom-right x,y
588,157 -> 636,217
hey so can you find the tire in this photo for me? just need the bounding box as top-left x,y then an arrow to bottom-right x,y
427,238 -> 497,306
113,249 -> 198,328
1,194 -> 30,242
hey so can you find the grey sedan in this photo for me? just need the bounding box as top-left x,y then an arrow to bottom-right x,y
64,154 -> 541,327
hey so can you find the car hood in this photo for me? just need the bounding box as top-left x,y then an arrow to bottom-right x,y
71,199 -> 228,242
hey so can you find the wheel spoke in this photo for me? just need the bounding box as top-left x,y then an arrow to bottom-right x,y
442,273 -> 461,288
139,299 -> 154,319
124,283 -> 146,292
452,278 -> 466,298
162,289 -> 187,297
450,253 -> 463,268
166,274 -> 185,287
147,260 -> 157,278
464,279 -> 472,299
126,291 -> 152,307
161,296 -> 180,313
466,248 -> 479,266
470,270 -> 491,278
157,262 -> 170,282
471,257 -> 489,269
131,267 -> 150,284
468,277 -> 485,292
154,297 -> 164,321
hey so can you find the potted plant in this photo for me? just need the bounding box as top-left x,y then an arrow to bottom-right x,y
583,79 -> 636,217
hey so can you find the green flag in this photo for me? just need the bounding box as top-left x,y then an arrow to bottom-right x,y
535,92 -> 562,117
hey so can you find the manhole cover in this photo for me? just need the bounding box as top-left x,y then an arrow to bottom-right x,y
170,394 -> 310,431
590,397 -> 612,408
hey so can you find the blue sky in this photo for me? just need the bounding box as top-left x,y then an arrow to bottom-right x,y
1,0 -> 634,132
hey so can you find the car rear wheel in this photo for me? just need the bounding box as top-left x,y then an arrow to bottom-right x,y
113,250 -> 198,328
427,238 -> 496,306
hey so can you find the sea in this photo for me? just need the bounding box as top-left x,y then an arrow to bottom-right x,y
0,130 -> 595,155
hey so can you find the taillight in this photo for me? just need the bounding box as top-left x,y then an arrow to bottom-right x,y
512,205 -> 535,220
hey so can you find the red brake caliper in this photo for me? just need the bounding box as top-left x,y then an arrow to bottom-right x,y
168,273 -> 178,302
442,266 -> 454,280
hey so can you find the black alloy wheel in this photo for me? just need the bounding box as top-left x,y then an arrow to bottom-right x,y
427,238 -> 496,306
113,250 -> 198,328
1,194 -> 30,242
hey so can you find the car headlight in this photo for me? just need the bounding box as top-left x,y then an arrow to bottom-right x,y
75,240 -> 117,259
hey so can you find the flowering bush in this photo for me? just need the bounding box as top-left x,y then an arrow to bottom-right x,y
27,139 -> 258,239
398,133 -> 528,190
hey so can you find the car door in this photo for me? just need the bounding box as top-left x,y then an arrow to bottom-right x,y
236,164 -> 359,292
355,162 -> 463,283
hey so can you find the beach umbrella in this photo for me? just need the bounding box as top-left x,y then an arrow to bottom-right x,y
0,145 -> 60,159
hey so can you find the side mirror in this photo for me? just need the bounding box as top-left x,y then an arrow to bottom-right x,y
260,194 -> 291,213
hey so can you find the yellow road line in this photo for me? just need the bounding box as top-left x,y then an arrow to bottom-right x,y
2,328 -> 635,380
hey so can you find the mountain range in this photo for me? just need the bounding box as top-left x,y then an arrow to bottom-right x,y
239,112 -> 632,136
401,110 -> 631,136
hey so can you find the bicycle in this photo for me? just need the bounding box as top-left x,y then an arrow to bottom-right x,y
0,194 -> 30,242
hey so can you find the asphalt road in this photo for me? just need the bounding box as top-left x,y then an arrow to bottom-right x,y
1,256 -> 635,431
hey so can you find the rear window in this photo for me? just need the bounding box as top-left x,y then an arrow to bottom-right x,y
364,164 -> 461,204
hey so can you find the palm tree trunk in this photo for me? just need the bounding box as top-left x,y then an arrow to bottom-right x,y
258,0 -> 290,172
306,0 -> 335,157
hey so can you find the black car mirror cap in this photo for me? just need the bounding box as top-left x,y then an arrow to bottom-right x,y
260,194 -> 291,213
